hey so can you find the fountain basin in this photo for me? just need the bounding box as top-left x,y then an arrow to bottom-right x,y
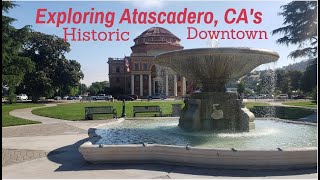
79,143 -> 316,169
154,47 -> 279,92
79,118 -> 317,169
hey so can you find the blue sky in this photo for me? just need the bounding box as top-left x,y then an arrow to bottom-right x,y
8,0 -> 304,86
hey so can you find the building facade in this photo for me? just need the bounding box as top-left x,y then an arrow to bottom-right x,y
108,27 -> 189,97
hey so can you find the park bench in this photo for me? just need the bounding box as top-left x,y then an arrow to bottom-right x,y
133,106 -> 162,117
84,106 -> 117,120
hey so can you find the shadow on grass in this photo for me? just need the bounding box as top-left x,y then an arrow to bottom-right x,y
46,138 -> 317,177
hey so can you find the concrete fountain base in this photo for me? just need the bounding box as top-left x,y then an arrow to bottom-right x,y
79,125 -> 317,170
179,92 -> 255,132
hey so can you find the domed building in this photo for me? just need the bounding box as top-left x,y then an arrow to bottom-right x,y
108,27 -> 188,97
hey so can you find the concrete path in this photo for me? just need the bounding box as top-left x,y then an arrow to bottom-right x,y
2,103 -> 318,179
9,104 -> 70,124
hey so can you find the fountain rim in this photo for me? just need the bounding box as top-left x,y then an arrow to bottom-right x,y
154,47 -> 280,61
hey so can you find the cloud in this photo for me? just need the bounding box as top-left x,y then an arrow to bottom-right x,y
132,0 -> 165,9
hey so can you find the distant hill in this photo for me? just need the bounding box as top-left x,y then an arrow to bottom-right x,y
280,59 -> 312,72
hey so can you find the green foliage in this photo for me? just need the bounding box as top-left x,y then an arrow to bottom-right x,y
2,1 -> 34,103
311,87 -> 317,103
286,70 -> 303,91
236,81 -> 245,95
78,83 -> 88,95
20,32 -> 84,101
88,81 -> 110,95
272,1 -> 317,59
69,86 -> 79,96
257,70 -> 275,95
272,1 -> 317,94
300,59 -> 317,93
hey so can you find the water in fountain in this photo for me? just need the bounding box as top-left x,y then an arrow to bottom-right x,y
94,118 -> 317,149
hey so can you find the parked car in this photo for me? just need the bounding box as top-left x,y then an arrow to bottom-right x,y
246,95 -> 256,99
292,95 -> 305,99
54,96 -> 62,100
129,94 -> 139,100
277,94 -> 288,99
74,95 -> 82,100
117,95 -> 134,101
148,93 -> 167,100
16,94 -> 28,101
91,94 -> 112,101
256,94 -> 267,99
63,96 -> 69,100
67,96 -> 75,100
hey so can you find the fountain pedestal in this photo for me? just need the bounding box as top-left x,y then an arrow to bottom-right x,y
179,92 -> 254,132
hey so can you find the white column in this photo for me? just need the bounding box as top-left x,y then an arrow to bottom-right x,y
174,75 -> 178,96
140,74 -> 143,96
148,75 -> 152,96
182,76 -> 186,95
165,74 -> 169,96
131,75 -> 134,95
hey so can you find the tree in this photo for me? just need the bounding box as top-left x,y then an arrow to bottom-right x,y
275,69 -> 289,94
286,70 -> 303,91
2,1 -> 34,103
21,32 -> 83,102
258,70 -> 276,95
236,81 -> 245,96
69,86 -> 79,96
272,1 -> 317,93
78,83 -> 88,95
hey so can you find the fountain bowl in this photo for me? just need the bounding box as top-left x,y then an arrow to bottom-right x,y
154,47 -> 279,92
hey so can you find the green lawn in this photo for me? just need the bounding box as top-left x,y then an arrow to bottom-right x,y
30,100 -> 314,121
32,101 -> 184,121
244,102 -> 271,109
2,103 -> 43,127
282,101 -> 317,108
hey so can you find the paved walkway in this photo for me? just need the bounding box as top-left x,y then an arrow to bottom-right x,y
2,103 -> 318,179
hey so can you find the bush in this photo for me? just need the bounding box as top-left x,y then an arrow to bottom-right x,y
311,87 -> 317,103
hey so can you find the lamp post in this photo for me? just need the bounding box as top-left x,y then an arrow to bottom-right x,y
121,99 -> 126,118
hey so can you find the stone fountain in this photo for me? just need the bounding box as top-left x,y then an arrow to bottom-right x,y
154,48 -> 279,132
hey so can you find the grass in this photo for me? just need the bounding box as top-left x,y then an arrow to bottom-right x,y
32,100 -> 184,121
282,101 -> 317,108
2,103 -> 43,127
31,100 -> 314,121
244,102 -> 271,109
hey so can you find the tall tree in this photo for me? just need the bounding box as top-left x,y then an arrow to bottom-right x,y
21,32 -> 83,102
286,70 -> 303,91
2,1 -> 34,103
78,83 -> 88,95
272,1 -> 317,93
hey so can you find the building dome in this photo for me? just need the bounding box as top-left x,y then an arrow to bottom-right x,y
131,27 -> 183,54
